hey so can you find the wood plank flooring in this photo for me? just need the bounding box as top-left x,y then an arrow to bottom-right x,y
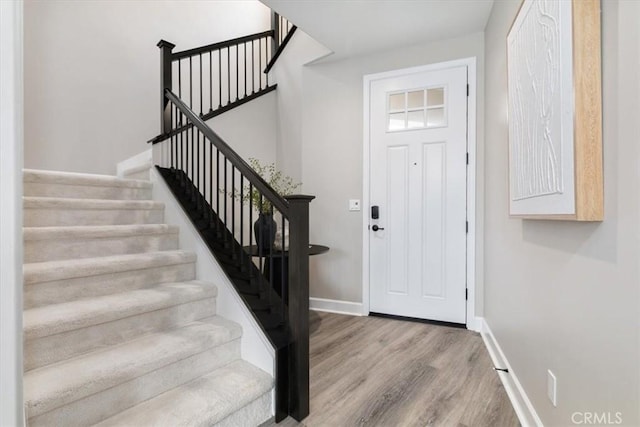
267,311 -> 519,427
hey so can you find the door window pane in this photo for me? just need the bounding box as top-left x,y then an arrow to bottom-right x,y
389,93 -> 405,111
407,90 -> 425,109
427,108 -> 445,127
407,110 -> 425,129
427,88 -> 444,106
388,112 -> 406,131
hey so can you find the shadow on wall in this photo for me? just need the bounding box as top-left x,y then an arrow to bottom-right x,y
520,0 -> 625,266
521,220 -> 616,262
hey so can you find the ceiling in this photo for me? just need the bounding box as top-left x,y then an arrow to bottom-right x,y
261,0 -> 495,60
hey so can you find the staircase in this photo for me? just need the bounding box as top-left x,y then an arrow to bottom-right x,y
22,169 -> 273,426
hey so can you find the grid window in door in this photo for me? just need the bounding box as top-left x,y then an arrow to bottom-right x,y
387,87 -> 447,132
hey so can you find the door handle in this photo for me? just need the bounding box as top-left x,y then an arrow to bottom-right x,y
372,225 -> 385,232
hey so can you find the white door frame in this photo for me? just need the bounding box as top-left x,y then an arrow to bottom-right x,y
362,57 -> 478,331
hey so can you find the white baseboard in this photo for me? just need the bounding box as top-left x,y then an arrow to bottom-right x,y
309,297 -> 365,316
467,316 -> 483,332
480,318 -> 543,427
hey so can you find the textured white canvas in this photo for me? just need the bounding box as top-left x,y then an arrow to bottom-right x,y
508,0 -> 576,215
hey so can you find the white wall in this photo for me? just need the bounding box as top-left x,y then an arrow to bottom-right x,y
272,30 -> 331,182
208,91 -> 278,166
484,1 -> 640,425
24,0 -> 271,175
0,1 -> 24,425
290,33 -> 485,307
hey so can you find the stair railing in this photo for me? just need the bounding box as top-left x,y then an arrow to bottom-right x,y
152,15 -> 307,422
265,12 -> 297,74
155,88 -> 311,422
154,30 -> 276,142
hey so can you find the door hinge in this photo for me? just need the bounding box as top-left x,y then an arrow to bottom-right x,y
465,288 -> 468,300
467,84 -> 469,96
466,152 -> 469,165
466,221 -> 469,233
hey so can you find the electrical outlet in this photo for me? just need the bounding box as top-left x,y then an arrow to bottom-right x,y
349,199 -> 361,211
547,370 -> 557,407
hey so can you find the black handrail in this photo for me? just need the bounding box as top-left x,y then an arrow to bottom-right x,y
165,89 -> 289,215
265,12 -> 297,74
264,26 -> 297,74
173,30 -> 274,60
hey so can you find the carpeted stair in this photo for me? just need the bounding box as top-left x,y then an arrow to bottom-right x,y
23,169 -> 273,427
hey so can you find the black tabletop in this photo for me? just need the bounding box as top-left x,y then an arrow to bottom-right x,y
244,244 -> 329,257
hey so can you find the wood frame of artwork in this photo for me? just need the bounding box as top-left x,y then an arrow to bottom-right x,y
507,0 -> 603,221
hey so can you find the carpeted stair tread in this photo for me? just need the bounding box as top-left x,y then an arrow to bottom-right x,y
24,224 -> 178,240
24,250 -> 196,285
24,281 -> 217,340
95,360 -> 273,427
23,196 -> 163,210
23,169 -> 152,189
24,197 -> 165,227
24,224 -> 180,262
24,319 -> 242,418
24,174 -> 152,199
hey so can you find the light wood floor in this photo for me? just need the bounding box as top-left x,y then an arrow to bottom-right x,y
267,311 -> 519,427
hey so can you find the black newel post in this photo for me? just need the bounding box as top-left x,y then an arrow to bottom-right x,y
285,194 -> 314,421
271,11 -> 281,56
157,40 -> 175,136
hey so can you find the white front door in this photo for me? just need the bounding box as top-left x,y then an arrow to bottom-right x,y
369,65 -> 468,324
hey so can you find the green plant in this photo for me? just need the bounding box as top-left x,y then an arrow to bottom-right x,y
243,158 -> 301,214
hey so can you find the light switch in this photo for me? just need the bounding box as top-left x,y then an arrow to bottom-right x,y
349,199 -> 361,211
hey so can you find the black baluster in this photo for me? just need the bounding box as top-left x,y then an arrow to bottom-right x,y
259,38 -> 262,90
240,175 -> 244,267
209,52 -> 213,114
224,157 -> 228,240
182,113 -> 186,174
281,215 -> 286,317
235,44 -> 239,102
199,53 -> 203,116
227,47 -> 230,106
189,56 -> 193,109
251,40 -> 255,94
179,112 -> 183,172
272,12 -> 280,54
218,49 -> 222,108
244,43 -> 247,98
178,59 -> 182,98
209,140 -> 213,222
249,183 -> 254,276
216,149 -> 220,221
196,130 -> 200,208
269,203 -> 274,310
170,104 -> 175,168
232,166 -> 236,259
203,135 -> 207,215
259,193 -> 266,305
266,37 -> 269,87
